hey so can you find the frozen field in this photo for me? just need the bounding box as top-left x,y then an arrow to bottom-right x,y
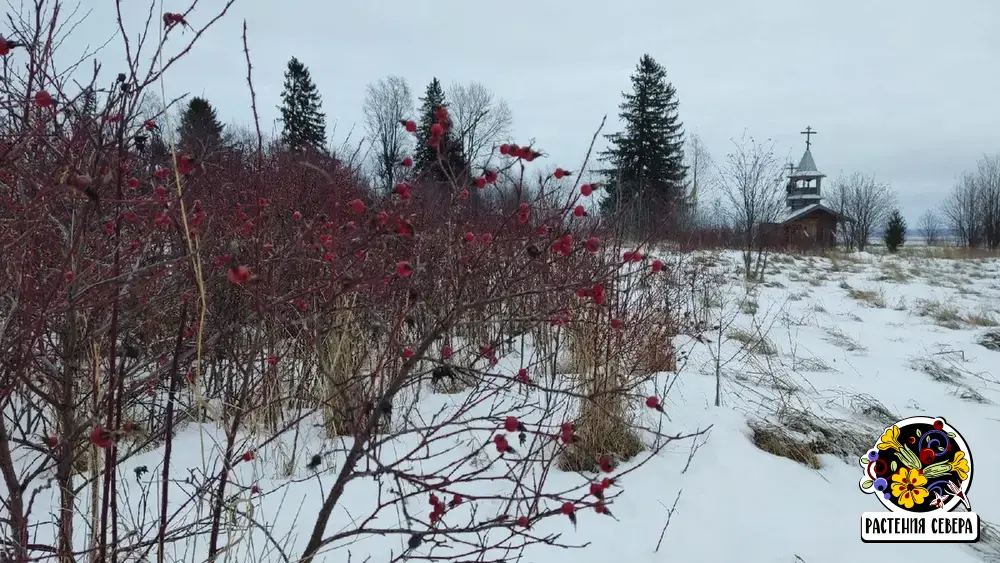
7,248 -> 1000,563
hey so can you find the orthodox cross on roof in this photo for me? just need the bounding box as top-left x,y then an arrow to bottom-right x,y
800,126 -> 817,150
786,162 -> 797,176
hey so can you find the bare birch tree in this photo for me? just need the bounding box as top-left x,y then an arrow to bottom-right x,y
448,81 -> 513,167
917,209 -> 943,246
682,133 -> 713,229
718,134 -> 784,280
827,172 -> 895,251
943,173 -> 984,247
973,154 -> 1000,249
362,76 -> 414,190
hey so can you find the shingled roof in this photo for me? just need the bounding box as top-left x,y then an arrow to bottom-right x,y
790,149 -> 824,179
780,202 -> 854,224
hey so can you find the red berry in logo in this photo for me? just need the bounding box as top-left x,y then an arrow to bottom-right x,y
933,419 -> 944,430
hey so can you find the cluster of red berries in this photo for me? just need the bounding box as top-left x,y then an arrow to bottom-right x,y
587,457 -> 619,515
498,143 -> 543,161
473,169 -> 499,189
394,182 -> 412,200
493,433 -> 515,454
479,345 -> 498,366
551,234 -> 572,256
162,12 -> 188,28
85,423 -> 140,449
463,231 -> 494,244
428,492 -> 462,524
0,37 -> 14,57
227,265 -> 251,285
549,308 -> 572,327
559,422 -> 576,445
399,105 -> 452,153
553,168 -> 572,180
34,91 -> 54,108
576,283 -> 606,305
91,428 -> 114,448
516,202 -> 530,223
504,416 -> 527,433
645,395 -> 664,412
516,368 -> 530,384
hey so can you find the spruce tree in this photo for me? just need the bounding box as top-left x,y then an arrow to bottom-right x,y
177,97 -> 225,154
884,209 -> 907,252
279,57 -> 328,152
598,54 -> 687,234
413,78 -> 469,185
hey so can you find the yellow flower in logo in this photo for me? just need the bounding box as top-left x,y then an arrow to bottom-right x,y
890,467 -> 929,509
877,426 -> 903,451
950,451 -> 970,481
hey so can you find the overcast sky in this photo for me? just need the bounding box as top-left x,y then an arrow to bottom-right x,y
60,0 -> 1000,220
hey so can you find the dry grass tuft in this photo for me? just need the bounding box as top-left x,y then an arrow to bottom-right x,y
846,287 -> 887,308
317,306 -> 370,437
740,299 -> 759,316
912,298 -> 964,329
907,246 -> 1000,260
794,356 -> 834,372
966,309 -> 999,327
781,409 -> 874,462
979,329 -> 1000,351
909,357 -> 961,384
560,306 -> 652,472
954,386 -> 991,404
728,328 -> 778,356
749,422 -> 820,469
750,408 -> 875,470
559,395 -> 645,472
875,262 -> 911,283
639,325 -> 678,373
848,393 -> 898,426
808,275 -> 827,286
823,326 -> 867,352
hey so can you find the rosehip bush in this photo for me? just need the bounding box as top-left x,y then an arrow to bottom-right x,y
0,3 -> 708,563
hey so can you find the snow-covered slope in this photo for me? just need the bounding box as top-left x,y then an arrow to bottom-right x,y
11,249 -> 1000,563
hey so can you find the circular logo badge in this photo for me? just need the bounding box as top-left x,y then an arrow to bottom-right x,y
858,416 -> 972,513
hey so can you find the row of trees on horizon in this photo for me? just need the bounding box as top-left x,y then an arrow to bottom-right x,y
117,54 -> 1000,252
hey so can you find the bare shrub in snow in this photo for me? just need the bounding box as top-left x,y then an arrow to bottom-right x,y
0,6 -> 711,562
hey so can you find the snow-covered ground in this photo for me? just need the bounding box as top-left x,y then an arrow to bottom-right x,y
9,248 -> 1000,563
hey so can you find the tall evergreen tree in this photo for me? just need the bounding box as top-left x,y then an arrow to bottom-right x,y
413,78 -> 470,186
177,97 -> 225,154
279,57 -> 328,152
884,209 -> 907,252
598,54 -> 687,234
